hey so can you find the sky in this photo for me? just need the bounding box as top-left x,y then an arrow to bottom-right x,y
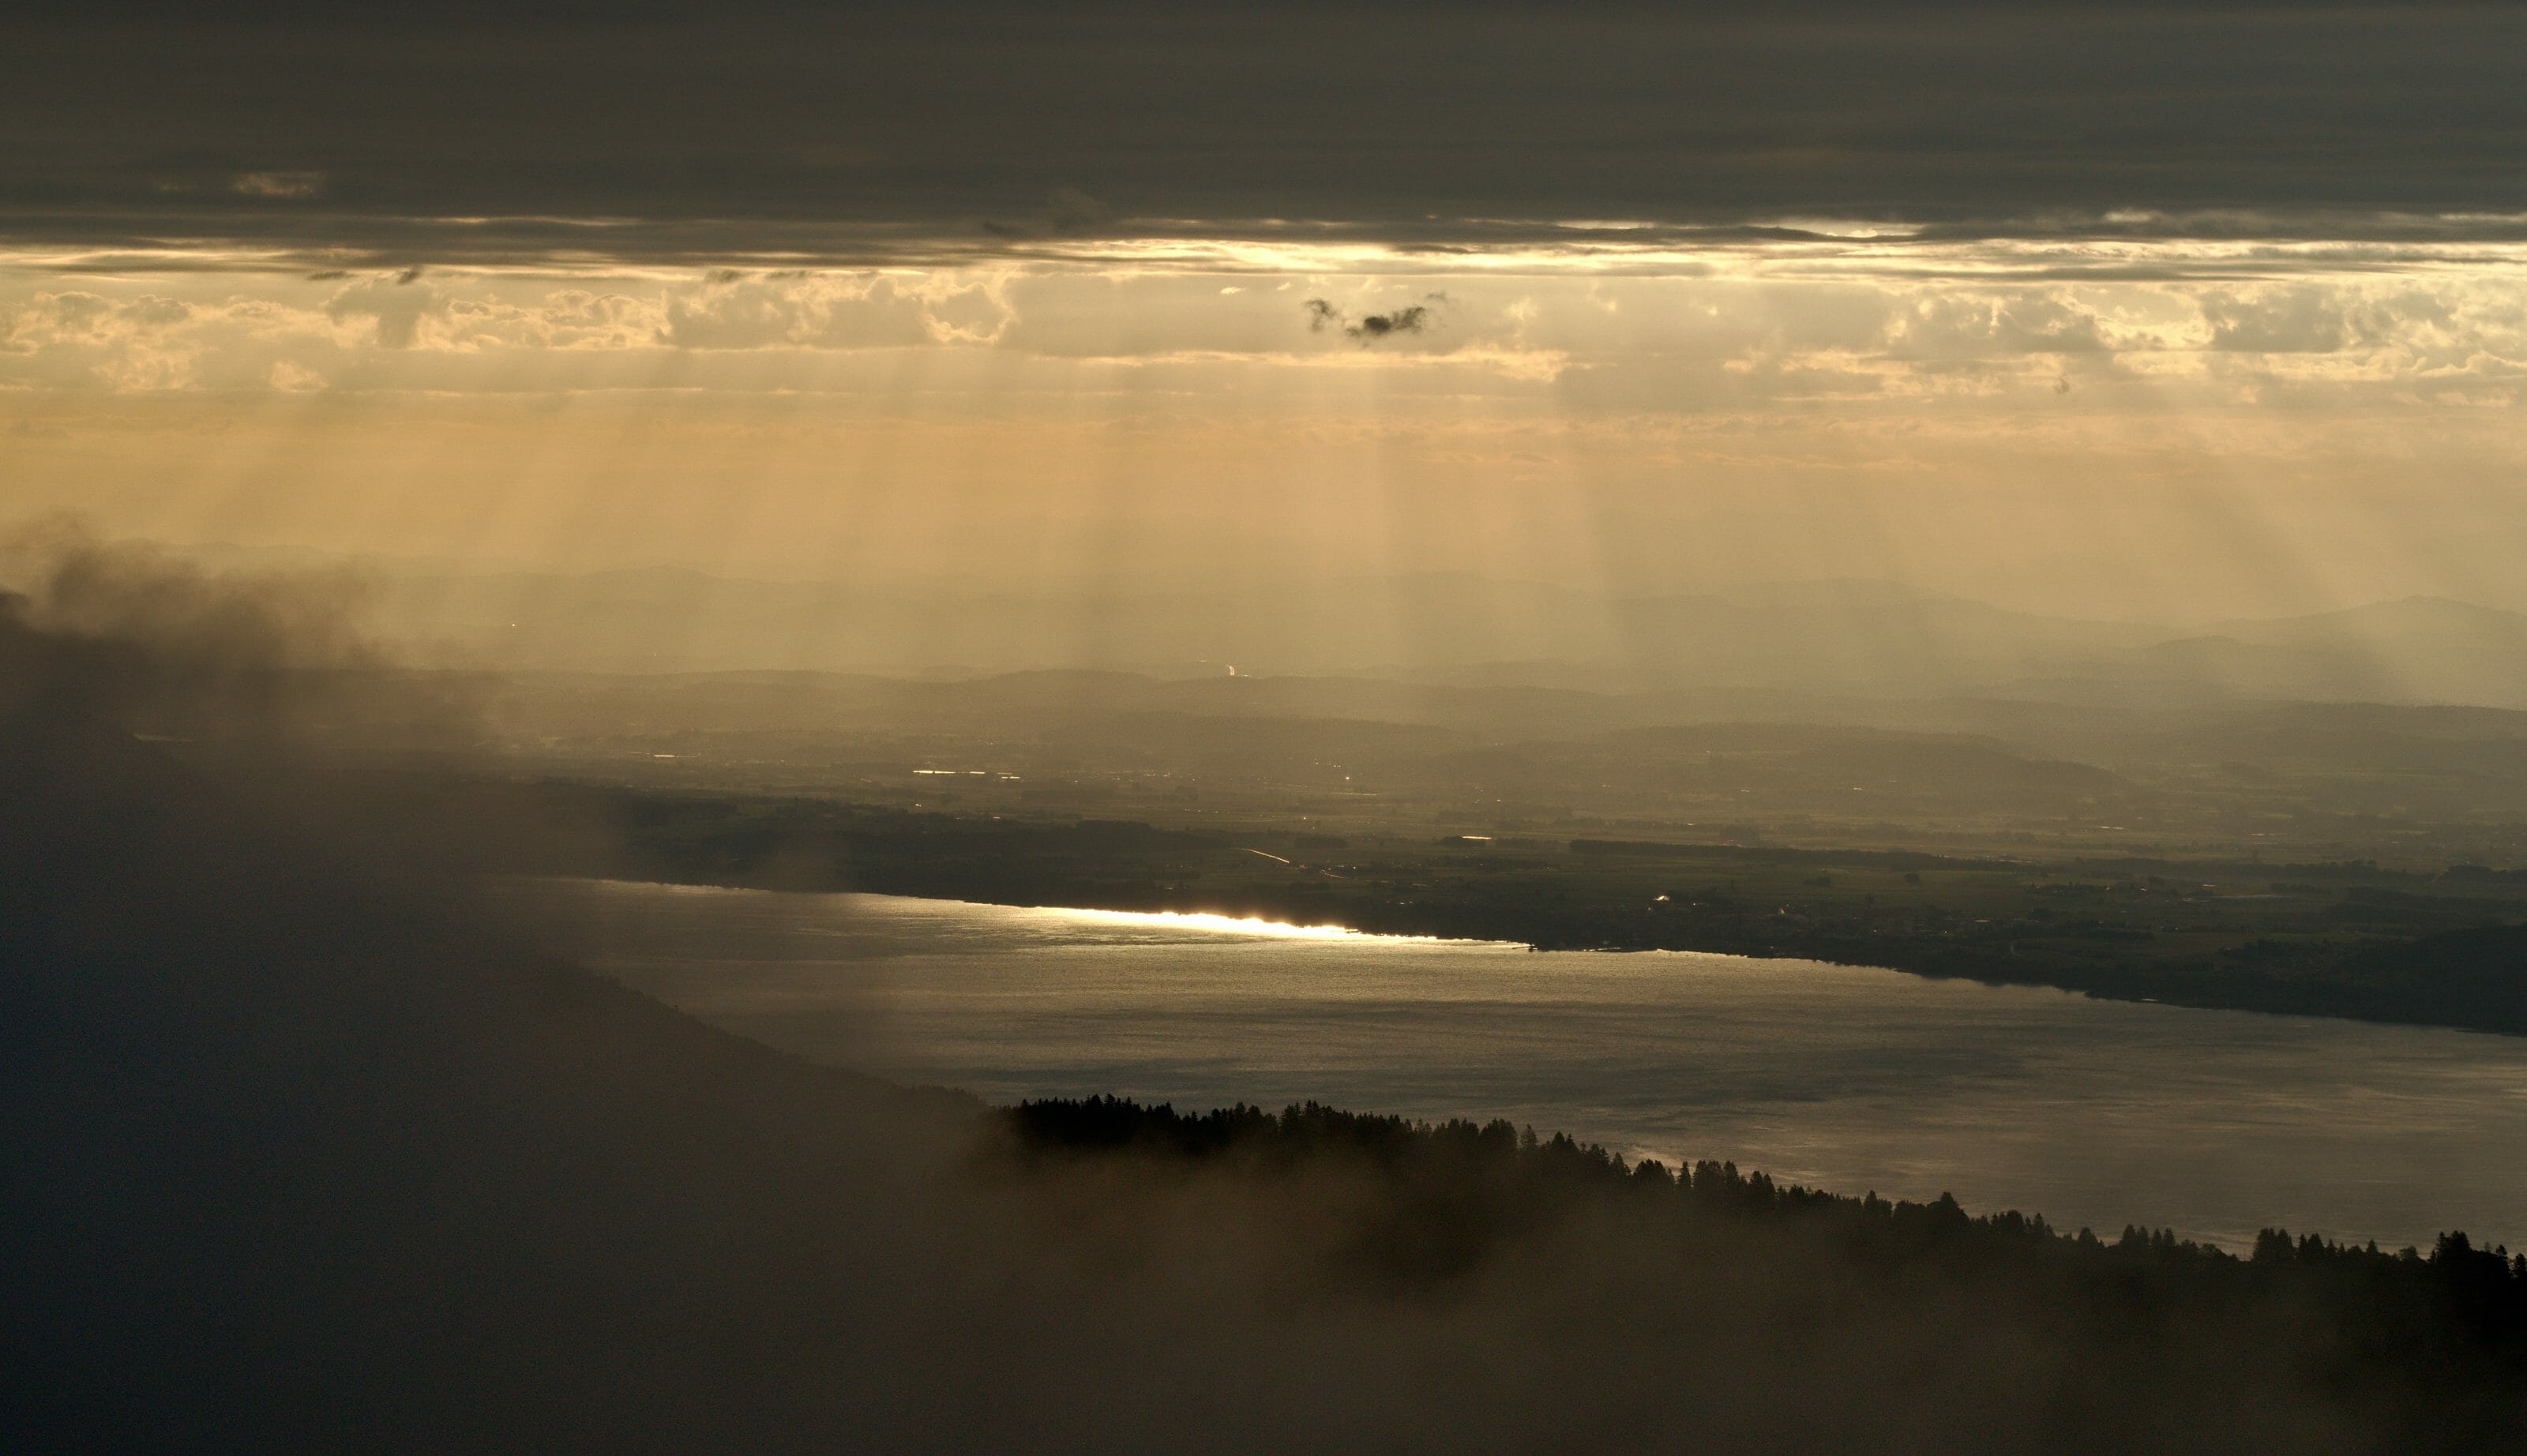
8,2 -> 2527,625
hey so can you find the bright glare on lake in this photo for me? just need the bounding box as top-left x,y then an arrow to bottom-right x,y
544,880 -> 2527,1254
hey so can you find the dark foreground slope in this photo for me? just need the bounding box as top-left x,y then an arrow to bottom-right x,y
0,711 -> 988,1450
8,714 -> 2527,1453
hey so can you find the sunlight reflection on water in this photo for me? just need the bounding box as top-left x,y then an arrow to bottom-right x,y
546,879 -> 2527,1253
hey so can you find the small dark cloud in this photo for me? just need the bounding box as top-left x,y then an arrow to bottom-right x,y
1351,305 -> 1429,340
1304,296 -> 1440,343
393,265 -> 426,286
305,268 -> 350,281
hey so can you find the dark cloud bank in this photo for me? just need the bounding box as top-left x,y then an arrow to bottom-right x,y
9,534 -> 2527,1450
9,2 -> 2527,264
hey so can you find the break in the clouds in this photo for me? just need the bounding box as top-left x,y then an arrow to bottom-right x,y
7,2 -> 2527,622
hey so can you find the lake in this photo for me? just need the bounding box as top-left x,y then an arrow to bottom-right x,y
541,879 -> 2527,1253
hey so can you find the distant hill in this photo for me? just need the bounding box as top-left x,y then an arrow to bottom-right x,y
2157,599 -> 2527,708
1038,710 -> 1470,777
102,546 -> 2518,711
1396,722 -> 2131,818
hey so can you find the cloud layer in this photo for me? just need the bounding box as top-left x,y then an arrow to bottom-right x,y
9,254 -> 2525,411
8,3 -> 2527,264
9,5 -> 2527,621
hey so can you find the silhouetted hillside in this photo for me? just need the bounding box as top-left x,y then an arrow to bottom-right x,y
1,711 -> 984,1450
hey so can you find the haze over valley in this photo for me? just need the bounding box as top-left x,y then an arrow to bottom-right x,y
13,2 -> 2527,1450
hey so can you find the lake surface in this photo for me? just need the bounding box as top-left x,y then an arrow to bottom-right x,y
543,880 -> 2527,1253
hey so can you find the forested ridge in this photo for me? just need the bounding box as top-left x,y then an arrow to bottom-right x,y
1014,1094 -> 2527,1326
